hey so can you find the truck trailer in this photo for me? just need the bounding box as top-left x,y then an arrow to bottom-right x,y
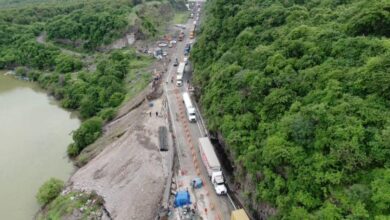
231,209 -> 250,220
198,137 -> 227,195
177,62 -> 185,75
176,62 -> 185,87
182,92 -> 196,122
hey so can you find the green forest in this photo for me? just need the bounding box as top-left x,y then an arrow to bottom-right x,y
192,0 -> 390,219
0,0 -> 176,159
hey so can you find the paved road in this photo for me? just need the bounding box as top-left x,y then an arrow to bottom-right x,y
163,2 -> 235,219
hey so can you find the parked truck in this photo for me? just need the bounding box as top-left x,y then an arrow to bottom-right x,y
231,209 -> 250,220
182,92 -> 196,122
176,72 -> 183,87
178,31 -> 184,41
189,25 -> 196,39
177,62 -> 185,75
176,62 -> 185,87
198,137 -> 227,195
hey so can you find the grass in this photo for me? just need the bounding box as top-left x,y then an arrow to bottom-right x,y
124,56 -> 153,101
37,191 -> 104,220
172,10 -> 189,24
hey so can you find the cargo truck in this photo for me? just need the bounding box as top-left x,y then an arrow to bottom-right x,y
177,62 -> 185,75
176,62 -> 185,87
198,137 -> 227,195
177,72 -> 183,87
231,209 -> 250,220
178,31 -> 184,41
182,92 -> 196,122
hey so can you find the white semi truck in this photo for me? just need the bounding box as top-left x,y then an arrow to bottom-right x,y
176,62 -> 185,86
182,92 -> 196,122
198,137 -> 227,195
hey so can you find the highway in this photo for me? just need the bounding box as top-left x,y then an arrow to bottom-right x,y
163,1 -> 235,219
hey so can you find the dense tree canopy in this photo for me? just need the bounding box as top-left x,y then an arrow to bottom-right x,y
45,4 -> 129,49
192,0 -> 390,218
0,0 -> 163,159
0,0 -> 171,66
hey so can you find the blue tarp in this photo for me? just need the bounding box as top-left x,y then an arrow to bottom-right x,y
174,190 -> 191,207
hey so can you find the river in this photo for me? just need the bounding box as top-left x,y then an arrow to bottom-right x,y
0,72 -> 80,220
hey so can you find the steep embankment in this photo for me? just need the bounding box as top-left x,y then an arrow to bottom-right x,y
192,0 -> 390,219
1,0 -> 182,219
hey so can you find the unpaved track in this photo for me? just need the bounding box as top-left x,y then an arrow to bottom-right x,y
70,98 -> 170,220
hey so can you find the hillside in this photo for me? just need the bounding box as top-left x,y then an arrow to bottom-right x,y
192,0 -> 390,219
0,0 -> 185,219
0,0 -> 178,158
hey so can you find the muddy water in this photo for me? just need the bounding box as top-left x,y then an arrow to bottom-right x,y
0,73 -> 80,220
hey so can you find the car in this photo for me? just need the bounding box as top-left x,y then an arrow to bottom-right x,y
174,24 -> 186,29
158,42 -> 168,47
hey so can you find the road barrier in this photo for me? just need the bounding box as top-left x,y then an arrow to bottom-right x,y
172,87 -> 224,220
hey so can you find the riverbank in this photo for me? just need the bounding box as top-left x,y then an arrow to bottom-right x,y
0,73 -> 79,220
35,5 -> 187,220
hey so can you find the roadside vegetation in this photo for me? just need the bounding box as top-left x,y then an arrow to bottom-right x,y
192,0 -> 390,218
172,11 -> 190,24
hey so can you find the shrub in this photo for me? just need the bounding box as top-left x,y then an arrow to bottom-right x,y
36,178 -> 64,206
15,66 -> 27,77
98,107 -> 117,121
68,117 -> 103,157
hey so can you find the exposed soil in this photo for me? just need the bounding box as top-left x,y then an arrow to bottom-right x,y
70,95 -> 171,220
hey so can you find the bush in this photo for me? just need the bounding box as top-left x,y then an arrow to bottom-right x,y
55,54 -> 83,73
27,70 -> 41,81
68,117 -> 103,157
36,178 -> 64,206
98,107 -> 117,121
15,66 -> 27,77
67,143 -> 79,157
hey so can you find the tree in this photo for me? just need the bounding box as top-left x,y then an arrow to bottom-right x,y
80,96 -> 100,118
191,0 -> 390,218
371,169 -> 390,214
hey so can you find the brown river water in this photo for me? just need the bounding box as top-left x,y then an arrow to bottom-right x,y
0,72 -> 80,219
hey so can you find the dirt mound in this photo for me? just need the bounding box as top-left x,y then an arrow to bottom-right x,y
70,97 -> 171,220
